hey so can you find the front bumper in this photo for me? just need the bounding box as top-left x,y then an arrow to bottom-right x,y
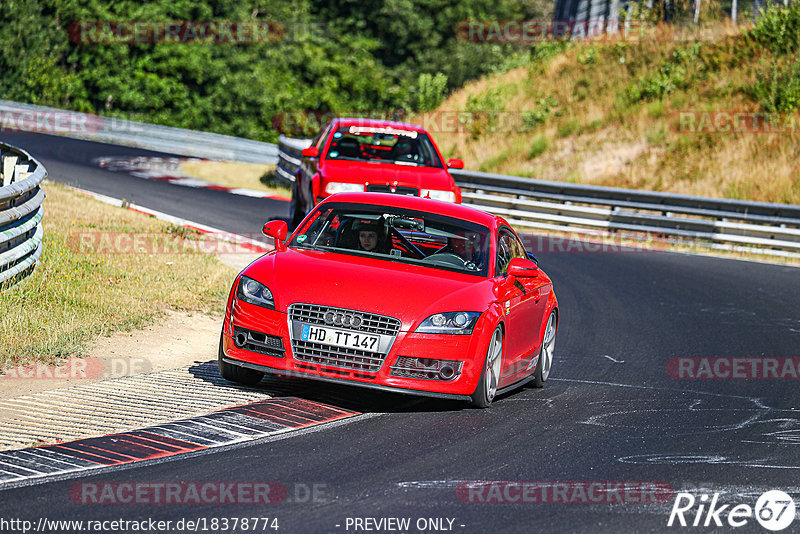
223,299 -> 485,398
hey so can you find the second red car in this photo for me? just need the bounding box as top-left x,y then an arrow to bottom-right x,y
289,118 -> 463,228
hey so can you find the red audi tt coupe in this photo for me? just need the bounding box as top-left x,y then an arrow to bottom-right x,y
289,118 -> 464,228
220,193 -> 558,407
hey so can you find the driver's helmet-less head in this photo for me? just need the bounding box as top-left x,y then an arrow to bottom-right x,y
353,218 -> 384,252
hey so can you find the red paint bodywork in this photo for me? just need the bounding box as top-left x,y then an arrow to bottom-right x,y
294,118 -> 462,213
222,193 -> 557,401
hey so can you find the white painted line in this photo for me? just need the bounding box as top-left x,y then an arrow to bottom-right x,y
63,183 -> 272,252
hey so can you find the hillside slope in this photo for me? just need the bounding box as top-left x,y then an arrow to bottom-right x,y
422,10 -> 800,204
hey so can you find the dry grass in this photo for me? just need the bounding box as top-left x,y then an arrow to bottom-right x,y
179,160 -> 289,197
0,182 -> 237,366
413,22 -> 800,205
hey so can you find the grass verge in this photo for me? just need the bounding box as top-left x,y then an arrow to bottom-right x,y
0,182 -> 237,366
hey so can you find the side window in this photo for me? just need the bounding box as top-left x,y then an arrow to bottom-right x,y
510,233 -> 526,260
495,228 -> 526,276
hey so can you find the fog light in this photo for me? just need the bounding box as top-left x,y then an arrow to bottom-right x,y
390,357 -> 463,381
234,331 -> 248,347
439,365 -> 456,380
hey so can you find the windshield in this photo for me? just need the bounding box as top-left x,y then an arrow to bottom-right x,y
325,126 -> 443,168
289,203 -> 490,276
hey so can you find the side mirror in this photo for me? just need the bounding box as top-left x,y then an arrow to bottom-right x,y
263,220 -> 288,250
301,146 -> 319,158
507,257 -> 539,278
447,158 -> 464,169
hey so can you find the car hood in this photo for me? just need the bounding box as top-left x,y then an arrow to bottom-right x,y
321,160 -> 455,191
243,248 -> 495,331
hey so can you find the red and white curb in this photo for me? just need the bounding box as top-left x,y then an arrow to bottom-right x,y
0,397 -> 359,485
93,156 -> 290,201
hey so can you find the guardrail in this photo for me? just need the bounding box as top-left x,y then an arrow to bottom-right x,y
277,136 -> 800,259
0,142 -> 46,288
0,100 -> 278,164
276,135 -> 311,183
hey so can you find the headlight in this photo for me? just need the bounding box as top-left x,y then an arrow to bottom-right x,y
416,311 -> 481,335
236,276 -> 274,309
420,189 -> 456,203
325,182 -> 364,194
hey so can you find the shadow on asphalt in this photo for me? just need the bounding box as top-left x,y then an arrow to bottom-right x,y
187,360 -> 473,414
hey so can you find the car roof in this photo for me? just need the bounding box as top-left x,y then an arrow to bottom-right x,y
319,192 -> 503,228
333,117 -> 428,134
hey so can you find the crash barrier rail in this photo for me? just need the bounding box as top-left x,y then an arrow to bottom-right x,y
276,135 -> 312,184
0,100 -> 278,164
277,136 -> 800,258
0,142 -> 46,288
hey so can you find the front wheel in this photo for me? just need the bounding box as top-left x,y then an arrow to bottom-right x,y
470,326 -> 503,408
532,311 -> 556,388
218,335 -> 265,386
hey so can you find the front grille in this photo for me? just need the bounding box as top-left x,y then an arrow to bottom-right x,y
288,303 -> 401,372
292,340 -> 385,373
288,304 -> 400,336
366,185 -> 419,196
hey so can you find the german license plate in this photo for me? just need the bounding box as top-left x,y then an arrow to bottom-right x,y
300,324 -> 379,351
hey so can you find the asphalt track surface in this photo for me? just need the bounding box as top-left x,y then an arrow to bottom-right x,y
2,132 -> 800,533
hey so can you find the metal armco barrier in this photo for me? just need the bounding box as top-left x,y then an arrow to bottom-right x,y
0,142 -> 46,288
277,136 -> 800,258
276,135 -> 311,183
0,100 -> 278,164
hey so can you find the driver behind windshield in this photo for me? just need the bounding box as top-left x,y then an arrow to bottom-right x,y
353,219 -> 388,253
438,230 -> 486,269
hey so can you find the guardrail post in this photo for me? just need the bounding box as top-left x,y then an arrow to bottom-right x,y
3,155 -> 18,186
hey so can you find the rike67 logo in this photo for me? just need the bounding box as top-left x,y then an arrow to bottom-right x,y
668,490 -> 796,531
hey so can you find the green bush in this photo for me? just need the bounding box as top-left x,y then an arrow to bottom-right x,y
462,88 -> 505,138
626,45 -> 700,102
752,59 -> 800,113
521,97 -> 560,131
527,135 -> 548,159
558,118 -> 579,137
417,72 -> 448,111
751,2 -> 800,55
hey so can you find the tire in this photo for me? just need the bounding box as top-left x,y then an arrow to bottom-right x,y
288,182 -> 304,230
218,335 -> 265,386
470,326 -> 503,408
532,311 -> 556,388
